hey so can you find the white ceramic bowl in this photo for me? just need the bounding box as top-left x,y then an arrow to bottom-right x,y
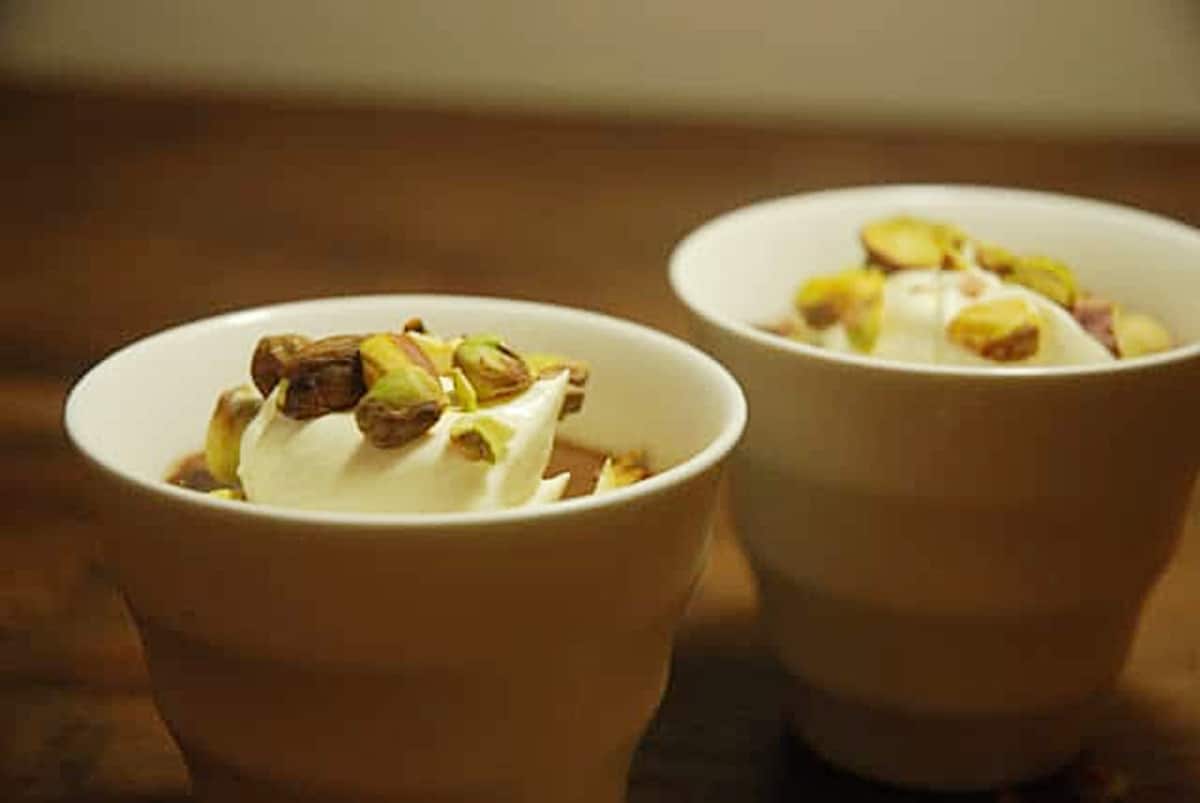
65,295 -> 746,803
670,185 -> 1200,790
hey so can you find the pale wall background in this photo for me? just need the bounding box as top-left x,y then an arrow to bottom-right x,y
2,0 -> 1199,135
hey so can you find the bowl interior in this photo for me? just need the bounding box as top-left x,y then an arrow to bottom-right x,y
66,295 -> 744,516
671,186 -> 1200,349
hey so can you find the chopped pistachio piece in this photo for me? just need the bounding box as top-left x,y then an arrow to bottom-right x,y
861,216 -> 965,270
1006,255 -> 1078,307
274,378 -> 290,410
449,416 -> 514,463
359,333 -> 436,388
844,293 -> 883,353
561,388 -> 585,419
1114,310 -> 1172,358
250,334 -> 311,396
204,385 -> 263,486
524,353 -> 590,386
975,241 -> 1017,275
761,316 -> 819,344
279,335 -> 366,419
942,248 -> 969,272
354,364 -> 448,449
402,317 -> 427,333
794,267 -> 885,353
947,297 -> 1042,362
208,487 -> 245,501
595,451 -> 650,494
450,367 -> 478,411
1072,296 -> 1118,354
453,334 -> 533,402
408,331 -> 458,375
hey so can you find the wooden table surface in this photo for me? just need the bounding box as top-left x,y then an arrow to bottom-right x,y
2,84 -> 1198,802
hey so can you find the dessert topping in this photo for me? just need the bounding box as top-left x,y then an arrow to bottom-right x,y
453,334 -> 534,402
251,334 -> 311,396
279,335 -> 367,419
861,216 -> 966,271
354,363 -> 448,449
947,298 -> 1042,362
595,451 -> 651,494
359,332 -> 437,388
1006,255 -> 1078,308
204,385 -> 262,486
449,416 -> 514,463
794,267 -> 885,353
1114,310 -> 1172,358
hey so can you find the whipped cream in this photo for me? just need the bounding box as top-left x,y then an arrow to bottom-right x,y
238,372 -> 571,513
814,267 -> 1114,367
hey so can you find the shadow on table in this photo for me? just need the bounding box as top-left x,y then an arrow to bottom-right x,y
630,650 -> 1159,803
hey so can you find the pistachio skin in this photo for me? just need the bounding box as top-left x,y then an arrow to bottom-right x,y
449,416 -> 514,464
947,297 -> 1042,362
561,388 -> 585,419
1072,296 -> 1119,355
453,335 -> 533,402
354,364 -> 447,449
204,385 -> 263,486
250,334 -> 311,396
279,335 -> 366,419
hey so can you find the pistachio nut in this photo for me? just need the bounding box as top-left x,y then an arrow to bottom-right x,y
208,487 -> 245,501
761,316 -> 819,344
794,267 -> 885,352
947,297 -> 1041,362
279,335 -> 367,419
449,415 -> 514,463
453,334 -> 533,402
524,353 -> 590,386
595,451 -> 650,494
1114,310 -> 1172,358
274,378 -> 290,411
561,388 -> 585,419
861,216 -> 965,271
942,248 -> 969,272
408,331 -> 458,375
402,317 -> 427,333
359,332 -> 437,388
450,367 -> 478,411
250,334 -> 311,396
975,242 -> 1017,275
1072,296 -> 1118,355
204,384 -> 263,486
354,364 -> 448,448
1006,255 -> 1078,307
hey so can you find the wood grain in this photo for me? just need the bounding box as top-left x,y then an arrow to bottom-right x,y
2,83 -> 1198,802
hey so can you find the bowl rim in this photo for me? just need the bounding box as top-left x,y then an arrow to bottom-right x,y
64,294 -> 747,531
669,183 -> 1200,380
